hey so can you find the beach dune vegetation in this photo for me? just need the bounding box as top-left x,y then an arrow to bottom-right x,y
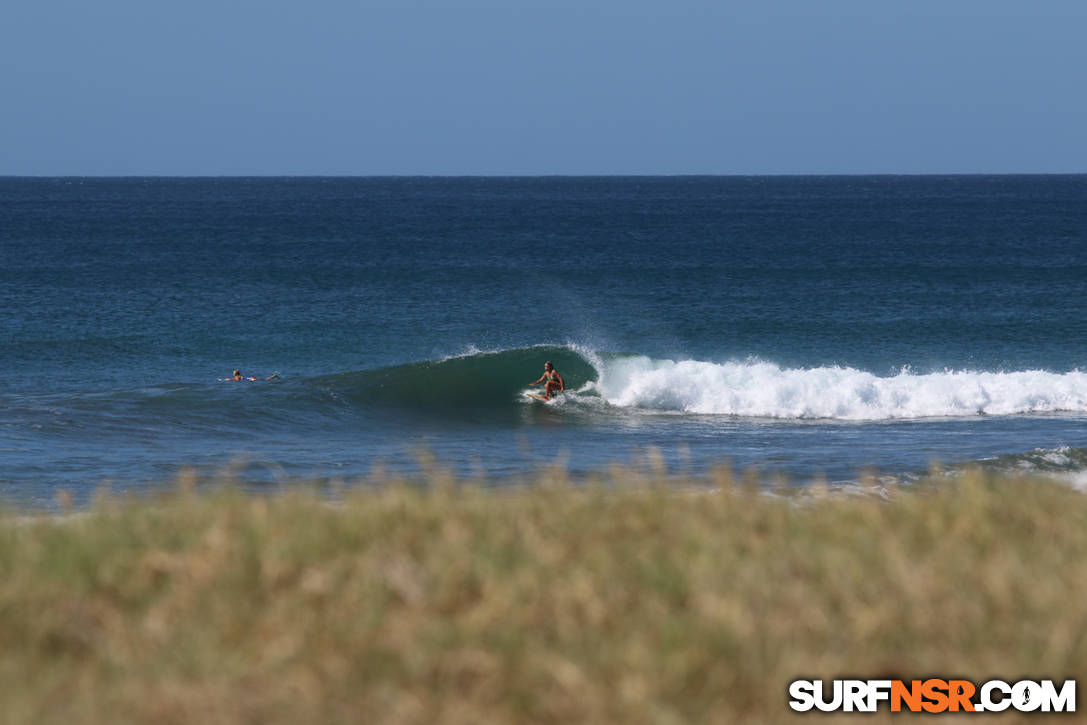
1,467 -> 1085,724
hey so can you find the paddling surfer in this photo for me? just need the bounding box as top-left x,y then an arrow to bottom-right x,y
530,361 -> 565,400
224,369 -> 280,382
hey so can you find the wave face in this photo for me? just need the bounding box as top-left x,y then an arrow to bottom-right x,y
332,345 -> 599,410
326,348 -> 1087,421
591,357 -> 1087,420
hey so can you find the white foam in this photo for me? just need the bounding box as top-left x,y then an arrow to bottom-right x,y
1038,447 -> 1074,466
590,357 -> 1087,420
1055,472 -> 1087,492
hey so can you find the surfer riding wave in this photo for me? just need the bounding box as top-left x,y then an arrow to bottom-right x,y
529,361 -> 565,400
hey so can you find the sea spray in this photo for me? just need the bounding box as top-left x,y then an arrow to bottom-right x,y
592,356 -> 1087,420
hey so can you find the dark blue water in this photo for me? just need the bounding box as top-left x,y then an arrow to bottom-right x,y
3,176 -> 1087,506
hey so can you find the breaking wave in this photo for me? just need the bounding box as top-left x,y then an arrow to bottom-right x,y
592,356 -> 1087,420
16,347 -> 1087,426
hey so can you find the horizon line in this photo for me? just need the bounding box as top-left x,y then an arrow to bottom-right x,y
3,172 -> 1086,180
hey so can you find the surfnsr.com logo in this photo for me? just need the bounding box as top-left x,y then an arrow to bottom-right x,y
789,679 -> 1076,713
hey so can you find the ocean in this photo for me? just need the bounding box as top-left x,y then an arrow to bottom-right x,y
3,175 -> 1087,507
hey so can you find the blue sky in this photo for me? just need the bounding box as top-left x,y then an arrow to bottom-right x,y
2,1 -> 1085,175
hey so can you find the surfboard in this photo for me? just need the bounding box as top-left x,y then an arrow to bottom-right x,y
524,392 -> 551,402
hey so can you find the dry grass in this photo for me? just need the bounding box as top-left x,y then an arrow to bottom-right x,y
0,467 -> 1085,724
